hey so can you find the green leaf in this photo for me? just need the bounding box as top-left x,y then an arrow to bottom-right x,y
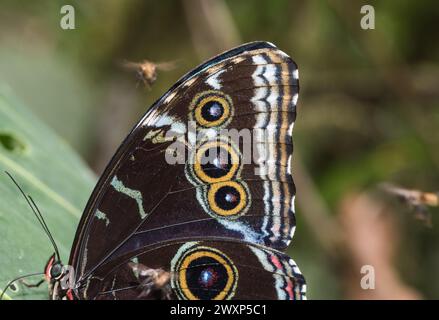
0,87 -> 96,300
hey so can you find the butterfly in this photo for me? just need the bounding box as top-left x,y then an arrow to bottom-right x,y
4,41 -> 306,300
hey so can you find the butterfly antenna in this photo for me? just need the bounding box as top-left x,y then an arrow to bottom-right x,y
4,171 -> 61,261
28,196 -> 61,261
0,272 -> 44,300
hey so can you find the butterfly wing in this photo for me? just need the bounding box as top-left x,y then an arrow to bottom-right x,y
89,241 -> 305,300
68,41 -> 303,299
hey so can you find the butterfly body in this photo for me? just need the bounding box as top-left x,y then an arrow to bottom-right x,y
46,41 -> 305,300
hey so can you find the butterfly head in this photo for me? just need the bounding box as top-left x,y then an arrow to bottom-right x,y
44,254 -> 64,282
44,254 -> 74,300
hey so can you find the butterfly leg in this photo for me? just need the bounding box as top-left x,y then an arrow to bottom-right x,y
20,279 -> 44,288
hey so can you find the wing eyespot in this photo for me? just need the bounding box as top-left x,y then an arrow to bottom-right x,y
186,138 -> 251,220
190,90 -> 233,128
172,244 -> 238,300
193,140 -> 240,184
207,181 -> 249,218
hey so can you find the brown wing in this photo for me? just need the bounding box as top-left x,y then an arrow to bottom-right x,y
68,41 -> 303,300
86,241 -> 305,300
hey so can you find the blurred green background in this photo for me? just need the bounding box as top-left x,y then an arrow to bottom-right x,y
0,0 -> 438,299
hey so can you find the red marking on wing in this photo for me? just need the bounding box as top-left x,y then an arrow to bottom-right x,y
270,255 -> 284,271
285,279 -> 294,300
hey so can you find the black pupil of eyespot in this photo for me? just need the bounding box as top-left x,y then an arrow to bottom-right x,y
201,147 -> 233,178
186,256 -> 228,300
201,100 -> 224,122
215,185 -> 241,210
51,264 -> 62,278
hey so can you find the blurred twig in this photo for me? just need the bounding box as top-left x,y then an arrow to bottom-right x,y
92,79 -> 142,174
294,156 -> 344,256
182,0 -> 241,59
339,192 -> 422,299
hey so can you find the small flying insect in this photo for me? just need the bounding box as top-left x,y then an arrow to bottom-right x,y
381,183 -> 439,227
122,60 -> 177,89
